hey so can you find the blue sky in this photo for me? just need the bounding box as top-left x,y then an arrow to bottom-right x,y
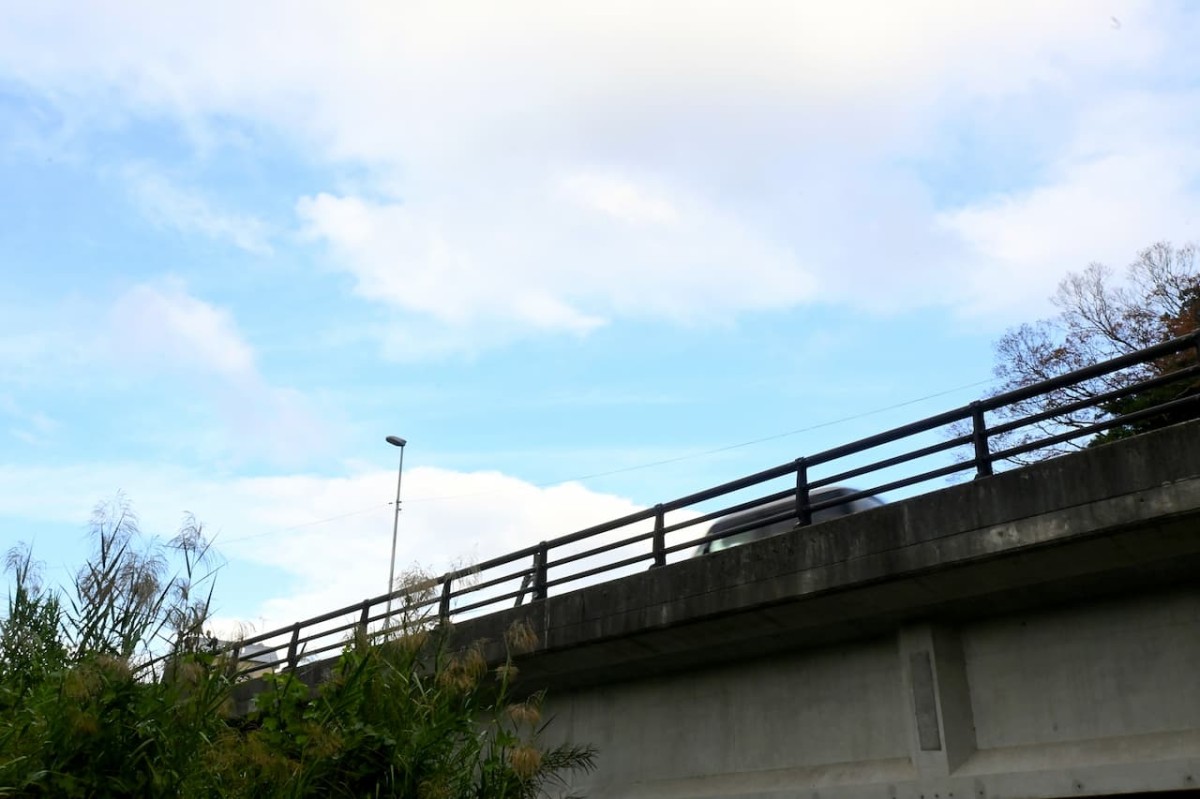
2,1 -> 1198,632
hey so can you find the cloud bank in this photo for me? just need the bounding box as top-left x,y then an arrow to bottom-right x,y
0,459 -> 652,631
2,1 -> 1194,353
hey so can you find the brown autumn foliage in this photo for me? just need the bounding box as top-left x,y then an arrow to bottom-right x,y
980,241 -> 1199,464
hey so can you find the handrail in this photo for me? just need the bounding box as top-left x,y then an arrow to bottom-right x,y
149,330 -> 1199,679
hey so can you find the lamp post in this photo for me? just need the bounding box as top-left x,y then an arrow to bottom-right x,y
384,435 -> 407,625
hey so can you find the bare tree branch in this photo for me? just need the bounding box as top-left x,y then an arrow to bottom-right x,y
977,241 -> 1200,464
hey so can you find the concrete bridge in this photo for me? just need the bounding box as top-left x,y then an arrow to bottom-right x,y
455,420 -> 1200,799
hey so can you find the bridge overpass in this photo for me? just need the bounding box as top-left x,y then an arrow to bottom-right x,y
212,334 -> 1200,799
453,420 -> 1200,799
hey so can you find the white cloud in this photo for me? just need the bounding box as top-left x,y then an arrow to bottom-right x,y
125,167 -> 272,255
2,2 -> 1195,650
0,460 -> 668,632
2,282 -> 328,465
0,0 -> 1144,159
939,93 -> 1200,317
298,178 -> 814,348
0,395 -> 58,446
560,173 -> 682,226
0,0 -> 1195,336
296,192 -> 610,336
108,280 -> 257,378
104,280 -> 331,465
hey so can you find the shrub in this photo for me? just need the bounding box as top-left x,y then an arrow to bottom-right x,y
0,499 -> 595,798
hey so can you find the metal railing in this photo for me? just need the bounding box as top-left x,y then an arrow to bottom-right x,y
159,331 -> 1200,677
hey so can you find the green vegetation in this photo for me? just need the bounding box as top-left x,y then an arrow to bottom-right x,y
0,498 -> 595,798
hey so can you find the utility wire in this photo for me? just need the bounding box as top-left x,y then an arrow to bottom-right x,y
405,375 -> 996,503
213,374 -> 997,541
218,503 -> 392,545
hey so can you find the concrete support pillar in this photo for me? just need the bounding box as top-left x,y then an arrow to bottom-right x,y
898,623 -> 977,778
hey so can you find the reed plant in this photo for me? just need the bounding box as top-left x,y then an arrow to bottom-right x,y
0,499 -> 595,798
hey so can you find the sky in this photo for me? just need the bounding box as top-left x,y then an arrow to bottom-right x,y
1,1 -> 1198,635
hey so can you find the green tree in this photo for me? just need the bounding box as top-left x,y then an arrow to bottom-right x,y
983,241 -> 1200,464
0,498 -> 596,798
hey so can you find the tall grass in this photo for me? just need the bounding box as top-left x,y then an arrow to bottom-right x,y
0,498 -> 595,798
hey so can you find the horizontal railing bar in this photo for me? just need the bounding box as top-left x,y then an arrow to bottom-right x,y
546,551 -> 654,589
232,590 -> 435,650
989,415 -> 1127,463
691,512 -> 793,549
814,434 -> 971,488
659,512 -> 720,536
167,331 -> 1199,673
987,362 -> 1200,438
455,541 -> 556,580
656,486 -> 880,553
656,481 -> 871,540
663,536 -> 708,557
293,619 -> 362,648
547,529 -> 656,569
544,481 -> 875,574
656,463 -> 797,511
661,507 -> 778,540
224,597 -> 438,662
451,587 -> 526,615
671,489 -> 794,529
519,459 -> 806,565
441,565 -> 531,598
857,458 -> 978,497
805,406 -> 973,469
288,639 -> 347,663
989,393 -> 1200,463
809,484 -> 882,511
980,331 -> 1199,413
804,332 -> 1199,471
380,590 -> 442,612
672,482 -> 894,553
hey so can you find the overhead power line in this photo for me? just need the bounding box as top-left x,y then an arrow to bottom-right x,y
218,503 -> 392,545
216,373 -> 997,543
405,375 -> 998,503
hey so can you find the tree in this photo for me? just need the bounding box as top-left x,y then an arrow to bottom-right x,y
0,497 -> 229,797
210,621 -> 594,799
1,498 -> 596,798
983,241 -> 1200,464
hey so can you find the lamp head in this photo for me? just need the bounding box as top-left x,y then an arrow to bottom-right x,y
386,435 -> 407,448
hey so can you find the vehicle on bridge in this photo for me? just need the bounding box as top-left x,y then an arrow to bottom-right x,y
693,486 -> 884,556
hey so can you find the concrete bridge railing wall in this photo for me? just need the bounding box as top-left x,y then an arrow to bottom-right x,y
447,421 -> 1200,799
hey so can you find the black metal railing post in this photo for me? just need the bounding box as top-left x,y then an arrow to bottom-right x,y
439,577 -> 453,622
795,458 -> 812,526
651,504 -> 666,567
286,623 -> 300,670
532,543 -> 549,601
357,599 -> 370,640
971,401 -> 994,478
514,572 -> 532,607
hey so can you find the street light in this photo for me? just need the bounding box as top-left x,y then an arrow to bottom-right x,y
385,435 -> 407,625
